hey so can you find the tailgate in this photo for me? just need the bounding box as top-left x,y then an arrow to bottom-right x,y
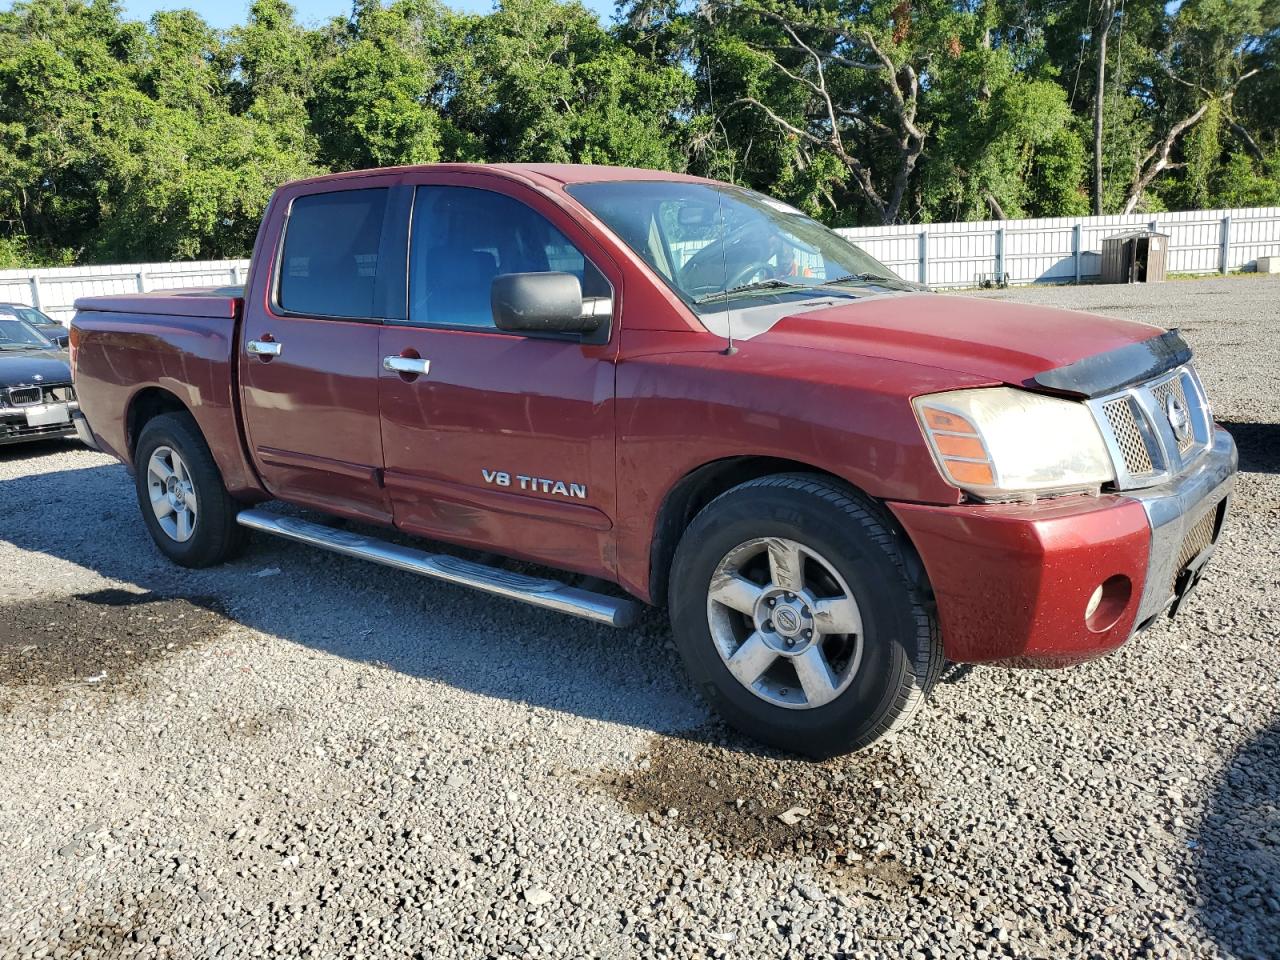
73,285 -> 243,320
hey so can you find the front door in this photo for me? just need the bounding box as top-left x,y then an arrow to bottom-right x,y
239,179 -> 403,524
377,178 -> 620,578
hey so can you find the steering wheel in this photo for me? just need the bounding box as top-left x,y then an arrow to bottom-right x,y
725,260 -> 775,290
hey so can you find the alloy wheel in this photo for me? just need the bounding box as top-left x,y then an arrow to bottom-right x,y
146,445 -> 199,543
706,537 -> 864,709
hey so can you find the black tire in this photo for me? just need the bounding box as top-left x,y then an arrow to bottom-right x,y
133,412 -> 247,568
668,473 -> 942,759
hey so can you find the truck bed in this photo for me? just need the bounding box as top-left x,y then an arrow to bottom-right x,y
73,285 -> 243,320
70,284 -> 261,498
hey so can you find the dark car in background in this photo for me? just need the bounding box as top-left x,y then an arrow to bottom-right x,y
0,303 -> 68,347
0,316 -> 79,446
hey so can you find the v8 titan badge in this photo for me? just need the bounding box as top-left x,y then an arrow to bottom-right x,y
482,469 -> 587,500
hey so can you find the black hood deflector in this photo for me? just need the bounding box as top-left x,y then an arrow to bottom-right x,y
1032,329 -> 1191,398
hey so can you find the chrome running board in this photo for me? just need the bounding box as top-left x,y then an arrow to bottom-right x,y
236,509 -> 639,628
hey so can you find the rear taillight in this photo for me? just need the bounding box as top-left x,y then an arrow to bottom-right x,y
68,324 -> 80,381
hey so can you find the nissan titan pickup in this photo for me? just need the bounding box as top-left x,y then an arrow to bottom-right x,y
69,164 -> 1236,757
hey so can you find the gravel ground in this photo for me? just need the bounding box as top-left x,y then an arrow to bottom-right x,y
1,275 -> 1277,960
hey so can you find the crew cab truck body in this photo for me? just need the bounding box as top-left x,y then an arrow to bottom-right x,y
70,164 -> 1236,757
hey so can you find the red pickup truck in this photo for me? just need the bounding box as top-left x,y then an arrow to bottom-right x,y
70,164 -> 1236,757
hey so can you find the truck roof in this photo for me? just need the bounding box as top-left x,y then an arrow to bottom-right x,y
284,163 -> 711,190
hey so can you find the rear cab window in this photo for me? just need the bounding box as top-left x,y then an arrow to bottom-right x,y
276,188 -> 388,319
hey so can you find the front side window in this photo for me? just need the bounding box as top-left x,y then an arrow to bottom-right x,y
277,188 -> 387,318
567,181 -> 914,312
408,186 -> 609,330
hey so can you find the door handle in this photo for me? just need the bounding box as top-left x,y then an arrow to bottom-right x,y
383,355 -> 430,376
247,339 -> 282,358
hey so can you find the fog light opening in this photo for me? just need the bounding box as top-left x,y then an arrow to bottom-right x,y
1085,575 -> 1132,633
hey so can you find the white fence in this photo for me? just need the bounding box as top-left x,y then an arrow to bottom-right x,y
0,259 -> 250,325
836,206 -> 1280,288
2,206 -> 1278,324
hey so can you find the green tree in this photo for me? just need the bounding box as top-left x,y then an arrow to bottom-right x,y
0,0 -> 142,260
446,0 -> 692,168
918,15 -> 1089,221
308,0 -> 455,170
0,0 -> 1277,265
0,0 -> 315,263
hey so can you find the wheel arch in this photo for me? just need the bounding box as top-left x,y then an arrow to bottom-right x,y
122,384 -> 267,502
647,456 -> 932,608
125,386 -> 190,458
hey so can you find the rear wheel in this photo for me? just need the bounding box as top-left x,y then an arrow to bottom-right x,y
669,474 -> 942,758
133,412 -> 246,568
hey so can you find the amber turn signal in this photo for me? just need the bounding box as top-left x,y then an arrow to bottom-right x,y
915,402 -> 998,490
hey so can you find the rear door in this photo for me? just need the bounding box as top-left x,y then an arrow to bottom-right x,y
239,175 -> 407,524
376,174 -> 621,578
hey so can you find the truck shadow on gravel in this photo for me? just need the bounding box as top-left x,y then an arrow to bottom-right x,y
1194,720 -> 1280,959
0,463 -> 707,735
0,459 -> 955,883
1217,420 -> 1280,475
0,437 -> 82,462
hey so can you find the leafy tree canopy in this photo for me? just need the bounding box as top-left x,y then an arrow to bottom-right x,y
0,0 -> 1275,264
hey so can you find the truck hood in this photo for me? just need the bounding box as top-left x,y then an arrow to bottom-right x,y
0,350 -> 72,387
767,293 -> 1162,389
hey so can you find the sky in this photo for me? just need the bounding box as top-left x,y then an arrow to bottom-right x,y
115,0 -> 614,26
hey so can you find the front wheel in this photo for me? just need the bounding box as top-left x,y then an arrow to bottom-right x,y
669,474 -> 942,758
133,412 -> 246,568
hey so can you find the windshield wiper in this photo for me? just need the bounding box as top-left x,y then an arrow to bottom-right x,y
694,278 -> 808,304
820,271 -> 902,286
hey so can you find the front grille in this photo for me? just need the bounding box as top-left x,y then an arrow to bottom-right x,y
1089,363 -> 1209,490
3,383 -> 75,407
1102,397 -> 1154,475
7,386 -> 40,406
1150,375 -> 1195,454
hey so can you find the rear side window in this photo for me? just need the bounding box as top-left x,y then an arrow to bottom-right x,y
277,188 -> 387,318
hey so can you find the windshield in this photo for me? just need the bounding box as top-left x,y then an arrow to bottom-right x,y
9,306 -> 54,327
0,317 -> 55,350
567,181 -> 914,312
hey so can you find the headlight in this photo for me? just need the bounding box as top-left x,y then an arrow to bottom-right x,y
913,387 -> 1115,499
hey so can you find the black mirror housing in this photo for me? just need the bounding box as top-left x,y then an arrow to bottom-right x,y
490,272 -> 602,335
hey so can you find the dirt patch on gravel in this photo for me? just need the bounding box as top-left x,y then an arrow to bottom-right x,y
20,895 -> 180,959
0,589 -> 229,688
595,727 -> 930,883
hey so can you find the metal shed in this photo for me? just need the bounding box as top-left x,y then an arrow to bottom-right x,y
1100,229 -> 1170,284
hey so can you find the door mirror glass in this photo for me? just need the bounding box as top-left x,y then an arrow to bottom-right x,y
490,272 -> 605,335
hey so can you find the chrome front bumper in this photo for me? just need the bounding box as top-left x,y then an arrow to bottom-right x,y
1126,427 -> 1237,627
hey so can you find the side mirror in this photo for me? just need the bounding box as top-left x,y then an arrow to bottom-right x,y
490,272 -> 606,335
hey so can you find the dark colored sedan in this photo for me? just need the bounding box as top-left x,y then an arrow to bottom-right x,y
0,303 -> 68,347
0,317 -> 79,446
